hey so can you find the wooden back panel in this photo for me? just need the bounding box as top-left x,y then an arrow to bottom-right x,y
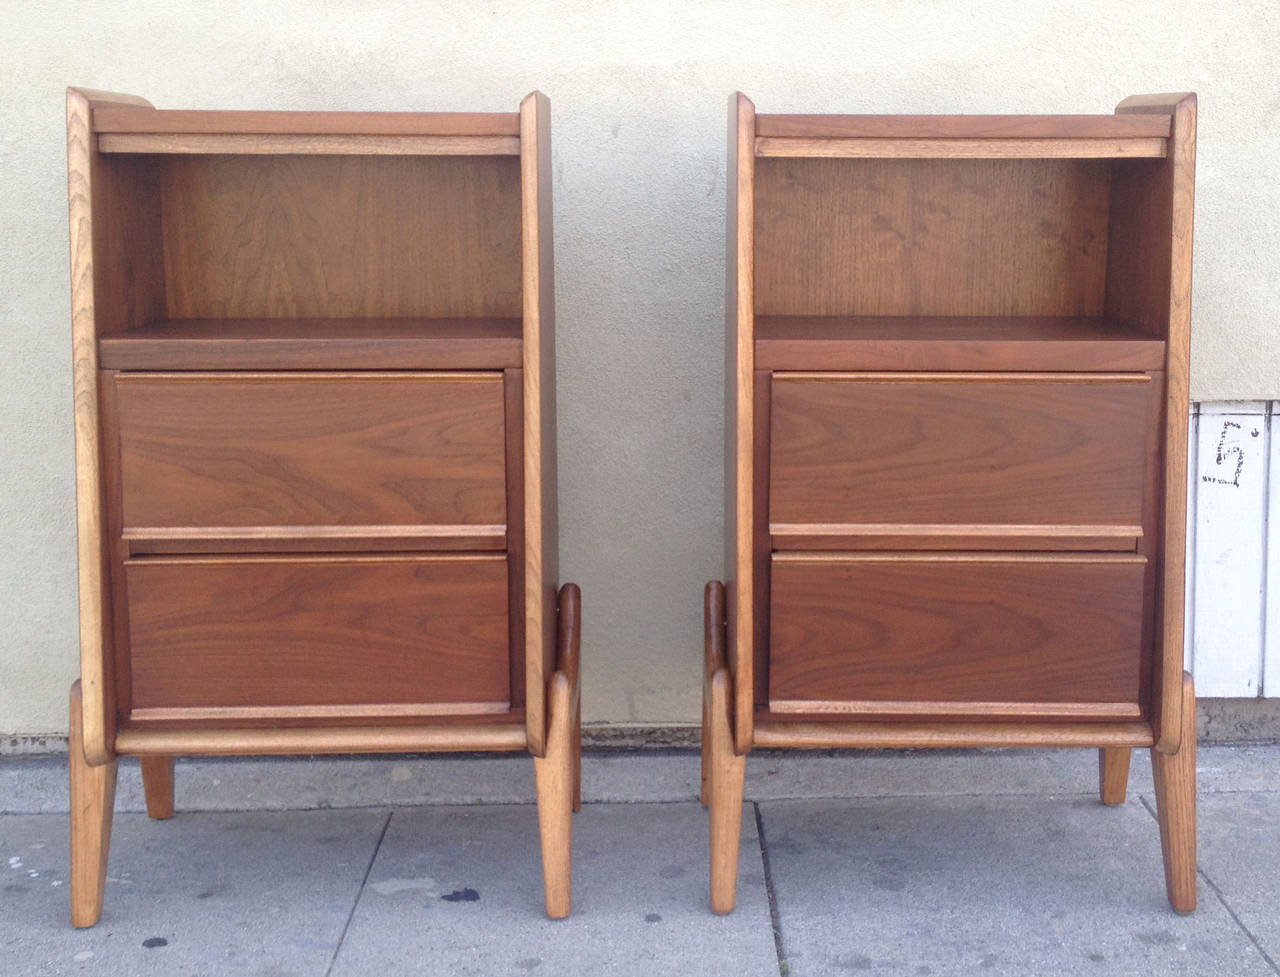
754,157 -> 1111,317
160,154 -> 522,320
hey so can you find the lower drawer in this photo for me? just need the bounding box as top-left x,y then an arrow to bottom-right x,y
768,553 -> 1147,720
123,554 -> 510,724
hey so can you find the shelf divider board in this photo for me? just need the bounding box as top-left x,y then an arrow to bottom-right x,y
99,317 -> 522,371
93,108 -> 521,136
756,136 -> 1167,159
98,133 -> 520,156
754,315 -> 1166,372
755,114 -> 1172,140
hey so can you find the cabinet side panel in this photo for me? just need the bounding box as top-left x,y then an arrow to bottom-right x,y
726,93 -> 755,752
520,92 -> 558,756
67,88 -> 162,763
1114,94 -> 1196,752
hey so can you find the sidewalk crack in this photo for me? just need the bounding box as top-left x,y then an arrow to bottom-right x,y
1140,795 -> 1280,975
325,809 -> 392,977
754,802 -> 789,976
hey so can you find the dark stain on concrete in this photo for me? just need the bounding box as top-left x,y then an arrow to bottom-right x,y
442,887 -> 480,902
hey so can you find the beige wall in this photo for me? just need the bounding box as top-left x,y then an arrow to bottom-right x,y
2,0 -> 1278,735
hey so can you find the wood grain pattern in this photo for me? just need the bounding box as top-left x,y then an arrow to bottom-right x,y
520,91 -> 559,757
114,723 -> 529,756
769,374 -> 1154,534
124,555 -> 510,719
1151,671 -> 1197,912
99,317 -> 522,371
1098,747 -> 1131,806
1112,94 -> 1197,754
69,681 -> 117,928
754,158 -> 1110,317
100,133 -> 519,155
67,87 -> 164,765
769,555 -> 1147,716
114,373 -> 506,541
726,93 -> 756,753
160,154 -> 522,319
752,719 -> 1155,750
755,114 -> 1172,140
94,108 -> 522,136
139,756 -> 175,819
754,315 -> 1166,372
756,137 -> 1166,159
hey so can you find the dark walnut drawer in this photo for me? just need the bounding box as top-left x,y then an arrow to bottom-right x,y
769,373 -> 1157,551
111,372 -> 508,552
123,554 -> 510,724
768,553 -> 1147,720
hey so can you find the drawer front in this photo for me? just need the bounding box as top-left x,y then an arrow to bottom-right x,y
769,554 -> 1146,719
124,555 -> 510,722
769,374 -> 1155,549
114,373 -> 507,546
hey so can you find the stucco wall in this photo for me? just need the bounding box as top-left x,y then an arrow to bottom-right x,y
2,0 -> 1278,735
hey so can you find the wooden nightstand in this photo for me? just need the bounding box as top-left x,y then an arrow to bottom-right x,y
65,88 -> 580,924
705,92 -> 1197,914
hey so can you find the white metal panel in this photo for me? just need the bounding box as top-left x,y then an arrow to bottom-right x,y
1184,405 -> 1198,672
1265,403 -> 1279,697
1190,403 -> 1268,697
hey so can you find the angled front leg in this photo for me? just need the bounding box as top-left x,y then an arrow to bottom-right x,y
702,580 -> 745,914
69,681 -> 117,927
1152,671 -> 1197,913
533,583 -> 581,918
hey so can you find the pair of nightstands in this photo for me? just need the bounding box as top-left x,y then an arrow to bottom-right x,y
65,88 -> 1197,925
707,91 -> 1197,915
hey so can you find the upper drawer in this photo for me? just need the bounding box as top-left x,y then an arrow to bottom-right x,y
769,373 -> 1157,550
112,372 -> 507,551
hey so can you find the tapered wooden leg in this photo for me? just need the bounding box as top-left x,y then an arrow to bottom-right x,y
140,756 -> 176,820
707,667 -> 746,915
69,681 -> 117,928
1151,671 -> 1197,914
1098,747 -> 1132,806
534,673 -> 574,918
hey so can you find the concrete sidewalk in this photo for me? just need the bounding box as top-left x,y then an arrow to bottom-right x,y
2,745 -> 1278,976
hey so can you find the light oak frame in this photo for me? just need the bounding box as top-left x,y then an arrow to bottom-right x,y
65,88 -> 579,924
707,92 -> 1197,915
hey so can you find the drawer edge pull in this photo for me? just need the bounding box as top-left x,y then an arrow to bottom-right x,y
769,699 -> 1142,719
